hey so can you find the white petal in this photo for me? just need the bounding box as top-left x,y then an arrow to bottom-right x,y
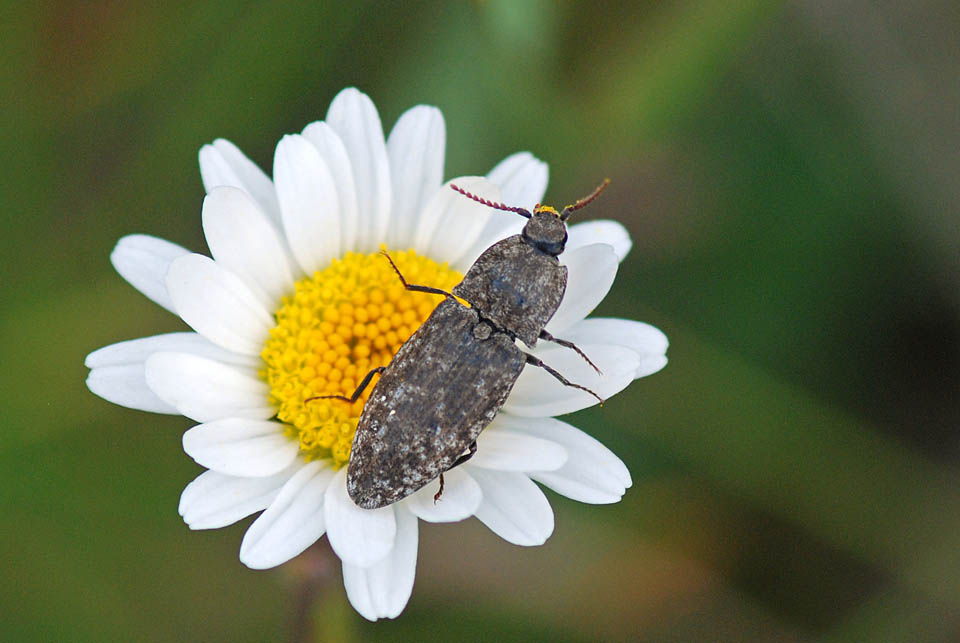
301,121 -> 359,253
85,332 -> 258,414
469,468 -> 554,546
414,177 -> 498,268
239,461 -> 335,569
85,332 -> 258,370
144,352 -> 273,423
545,243 -> 619,334
503,344 -> 641,417
561,318 -> 668,358
470,426 -> 567,472
179,465 -> 299,529
404,468 -> 481,523
110,234 -> 190,314
182,418 -> 298,477
274,134 -> 342,274
324,468 -> 397,568
202,186 -> 294,308
86,365 -> 178,414
532,469 -> 625,504
166,254 -> 274,355
564,220 -> 632,262
636,353 -> 669,378
342,506 -> 418,621
386,105 -> 445,249
486,151 -> 548,211
508,416 -> 632,503
326,88 -> 391,252
198,138 -> 282,228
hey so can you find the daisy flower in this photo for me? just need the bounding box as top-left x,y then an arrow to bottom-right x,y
84,87 -> 668,621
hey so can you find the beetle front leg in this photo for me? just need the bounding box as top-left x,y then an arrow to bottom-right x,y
434,440 -> 478,503
538,329 -> 602,375
381,250 -> 456,299
524,353 -> 605,405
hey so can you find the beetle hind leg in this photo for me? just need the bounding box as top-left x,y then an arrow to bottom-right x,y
538,329 -> 602,375
524,353 -> 605,405
434,441 -> 478,503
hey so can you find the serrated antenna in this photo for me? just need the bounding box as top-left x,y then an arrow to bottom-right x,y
450,184 -> 531,219
560,178 -> 610,221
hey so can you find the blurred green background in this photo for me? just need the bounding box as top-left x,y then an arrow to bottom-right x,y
4,0 -> 960,640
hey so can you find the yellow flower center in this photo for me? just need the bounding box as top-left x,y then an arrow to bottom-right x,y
261,250 -> 462,469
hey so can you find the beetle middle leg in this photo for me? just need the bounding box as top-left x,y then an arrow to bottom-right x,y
305,366 -> 385,404
524,354 -> 605,405
434,440 -> 478,503
381,250 -> 456,299
539,329 -> 602,375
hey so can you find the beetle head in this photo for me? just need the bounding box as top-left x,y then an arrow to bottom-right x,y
450,178 -> 611,258
522,207 -> 568,256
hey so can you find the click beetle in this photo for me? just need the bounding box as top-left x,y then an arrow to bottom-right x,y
313,179 -> 610,509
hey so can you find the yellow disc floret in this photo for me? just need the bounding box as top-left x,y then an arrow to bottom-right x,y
261,249 -> 462,469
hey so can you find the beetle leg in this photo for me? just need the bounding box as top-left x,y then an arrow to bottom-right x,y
450,440 -> 478,469
435,441 -> 478,503
524,354 -> 605,405
381,250 -> 456,299
305,366 -> 385,404
538,329 -> 602,375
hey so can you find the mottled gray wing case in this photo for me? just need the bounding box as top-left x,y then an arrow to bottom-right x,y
453,235 -> 568,347
347,299 -> 526,508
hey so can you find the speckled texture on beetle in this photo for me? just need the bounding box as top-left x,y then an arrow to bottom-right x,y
324,181 -> 611,509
